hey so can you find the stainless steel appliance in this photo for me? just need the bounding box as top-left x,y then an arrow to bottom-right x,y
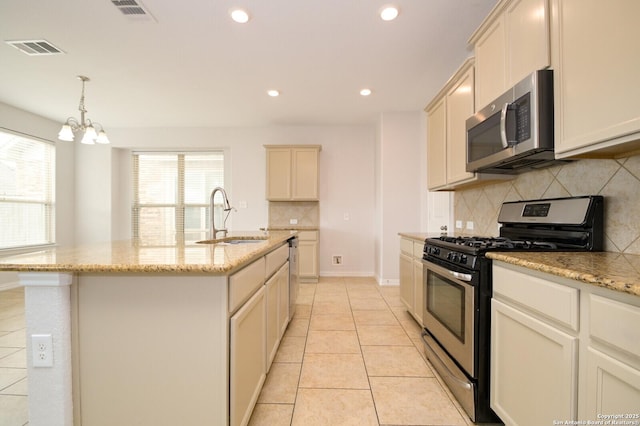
421,196 -> 604,423
466,69 -> 563,174
288,236 -> 299,318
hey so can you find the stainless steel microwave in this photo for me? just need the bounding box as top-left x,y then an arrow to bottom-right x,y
466,69 -> 559,174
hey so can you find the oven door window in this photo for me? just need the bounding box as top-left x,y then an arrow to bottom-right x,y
426,271 -> 465,343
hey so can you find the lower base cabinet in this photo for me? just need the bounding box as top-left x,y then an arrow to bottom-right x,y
230,286 -> 266,426
491,299 -> 578,425
266,261 -> 290,371
399,237 -> 424,326
492,262 -> 640,426
298,230 -> 319,282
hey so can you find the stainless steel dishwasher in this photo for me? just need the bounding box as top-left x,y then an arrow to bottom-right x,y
288,236 -> 299,317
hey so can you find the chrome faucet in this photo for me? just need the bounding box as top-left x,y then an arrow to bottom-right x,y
210,187 -> 233,239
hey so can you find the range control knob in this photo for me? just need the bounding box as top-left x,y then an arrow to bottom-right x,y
451,253 -> 459,263
460,255 -> 468,264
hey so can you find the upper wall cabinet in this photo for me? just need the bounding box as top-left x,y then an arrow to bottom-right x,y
551,0 -> 640,158
265,145 -> 321,201
470,0 -> 550,110
426,59 -> 475,190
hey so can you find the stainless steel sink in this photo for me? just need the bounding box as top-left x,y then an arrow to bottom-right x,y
196,237 -> 267,245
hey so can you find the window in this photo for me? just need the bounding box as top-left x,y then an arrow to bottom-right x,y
0,130 -> 55,250
132,151 -> 225,245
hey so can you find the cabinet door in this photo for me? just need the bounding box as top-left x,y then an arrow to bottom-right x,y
491,299 -> 578,426
426,97 -> 447,189
553,0 -> 640,155
505,0 -> 550,86
446,66 -> 475,184
278,262 -> 290,337
265,272 -> 280,371
298,240 -> 318,280
412,258 -> 424,326
474,16 -> 506,110
266,148 -> 292,200
399,253 -> 413,311
584,347 -> 640,420
230,286 -> 266,426
292,148 -> 319,200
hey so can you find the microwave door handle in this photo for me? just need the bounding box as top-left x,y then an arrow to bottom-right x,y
500,103 -> 510,148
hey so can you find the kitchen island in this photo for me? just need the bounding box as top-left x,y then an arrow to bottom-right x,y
0,230 -> 297,426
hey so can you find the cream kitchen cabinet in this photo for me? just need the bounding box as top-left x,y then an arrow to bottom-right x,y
399,236 -> 424,326
492,261 -> 640,425
426,58 -> 477,190
265,261 -> 290,371
265,145 -> 321,201
230,285 -> 266,426
298,230 -> 319,283
583,294 -> 640,420
471,0 -> 550,110
551,0 -> 640,158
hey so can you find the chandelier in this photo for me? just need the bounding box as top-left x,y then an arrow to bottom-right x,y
57,75 -> 110,145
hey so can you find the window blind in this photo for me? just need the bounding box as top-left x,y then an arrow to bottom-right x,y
0,130 -> 55,250
132,151 -> 224,245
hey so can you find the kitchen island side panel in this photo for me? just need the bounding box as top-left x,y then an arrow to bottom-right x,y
72,274 -> 229,426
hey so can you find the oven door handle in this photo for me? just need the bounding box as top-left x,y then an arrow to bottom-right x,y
449,271 -> 473,282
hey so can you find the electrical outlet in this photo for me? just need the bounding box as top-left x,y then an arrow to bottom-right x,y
289,218 -> 298,225
332,255 -> 343,265
343,212 -> 350,221
455,220 -> 463,229
466,221 -> 474,231
32,334 -> 53,368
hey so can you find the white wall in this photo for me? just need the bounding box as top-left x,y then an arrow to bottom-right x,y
89,125 -> 377,276
375,112 -> 423,284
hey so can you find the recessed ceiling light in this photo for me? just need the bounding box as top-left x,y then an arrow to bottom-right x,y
380,5 -> 399,21
360,88 -> 372,96
267,89 -> 280,97
230,8 -> 250,23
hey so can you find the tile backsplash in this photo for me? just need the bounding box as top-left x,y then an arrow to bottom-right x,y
454,154 -> 640,254
269,201 -> 319,228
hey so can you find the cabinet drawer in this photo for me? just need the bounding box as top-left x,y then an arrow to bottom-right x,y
265,244 -> 289,279
400,238 -> 413,256
298,230 -> 318,241
413,241 -> 424,259
590,294 -> 640,357
493,265 -> 579,331
229,257 -> 266,313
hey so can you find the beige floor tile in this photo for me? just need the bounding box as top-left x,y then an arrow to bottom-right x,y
0,368 -> 27,392
259,363 -> 301,404
343,277 -> 378,286
299,353 -> 369,389
0,316 -> 25,333
352,309 -> 399,326
273,336 -> 306,363
284,318 -> 309,338
0,331 -> 26,348
305,330 -> 360,354
0,395 -> 28,426
357,325 -> 413,346
248,403 -> 294,426
362,345 -> 434,377
293,304 -> 312,319
349,297 -> 389,311
0,378 -> 27,396
311,301 -> 352,315
370,376 -> 467,426
291,388 -> 378,426
0,350 -> 26,369
308,313 -> 355,331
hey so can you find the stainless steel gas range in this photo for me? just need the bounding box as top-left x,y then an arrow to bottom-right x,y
420,196 -> 604,423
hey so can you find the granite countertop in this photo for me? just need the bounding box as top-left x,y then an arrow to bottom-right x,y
487,251 -> 640,297
398,232 -> 442,242
0,230 -> 297,275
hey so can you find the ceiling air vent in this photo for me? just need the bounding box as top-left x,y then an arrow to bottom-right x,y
6,40 -> 64,56
111,0 -> 156,21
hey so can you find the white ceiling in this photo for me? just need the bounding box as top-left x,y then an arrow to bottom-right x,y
0,0 -> 497,129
